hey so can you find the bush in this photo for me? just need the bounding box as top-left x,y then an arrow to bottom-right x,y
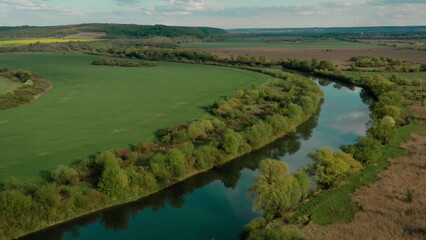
221,129 -> 242,154
98,166 -> 129,198
308,147 -> 363,189
0,190 -> 33,220
167,149 -> 186,179
352,136 -> 381,164
367,119 -> 397,144
51,165 -> 79,185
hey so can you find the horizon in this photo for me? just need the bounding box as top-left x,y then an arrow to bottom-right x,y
1,23 -> 426,30
0,0 -> 425,28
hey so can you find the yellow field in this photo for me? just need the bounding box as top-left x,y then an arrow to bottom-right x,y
0,39 -> 100,47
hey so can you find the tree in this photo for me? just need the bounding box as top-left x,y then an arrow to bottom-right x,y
167,149 -> 186,178
98,161 -> 129,198
221,129 -> 241,154
308,147 -> 362,189
249,159 -> 308,218
0,190 -> 33,220
352,136 -> 381,164
51,165 -> 79,185
367,119 -> 396,144
149,153 -> 171,182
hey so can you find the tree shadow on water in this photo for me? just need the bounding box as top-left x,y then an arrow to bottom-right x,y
20,108 -> 321,240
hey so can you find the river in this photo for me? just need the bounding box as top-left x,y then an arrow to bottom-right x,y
20,77 -> 371,240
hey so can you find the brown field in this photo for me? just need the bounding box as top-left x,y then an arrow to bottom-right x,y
302,132 -> 426,240
194,47 -> 426,66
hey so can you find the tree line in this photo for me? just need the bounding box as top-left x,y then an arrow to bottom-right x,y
92,58 -> 156,67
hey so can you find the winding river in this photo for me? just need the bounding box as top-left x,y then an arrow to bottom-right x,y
20,77 -> 371,240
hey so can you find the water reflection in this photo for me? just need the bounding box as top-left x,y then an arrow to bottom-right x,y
20,106 -> 321,240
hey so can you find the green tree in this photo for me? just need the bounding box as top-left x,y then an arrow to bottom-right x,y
0,190 -> 33,220
167,149 -> 186,178
98,162 -> 129,198
352,136 -> 381,164
51,165 -> 79,185
308,147 -> 362,189
249,159 -> 307,218
221,129 -> 241,154
367,119 -> 396,144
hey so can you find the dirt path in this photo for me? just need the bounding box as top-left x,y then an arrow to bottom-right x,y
303,132 -> 426,240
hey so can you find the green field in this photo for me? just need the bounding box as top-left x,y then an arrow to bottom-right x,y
0,53 -> 272,180
0,39 -> 99,47
181,38 -> 380,49
0,76 -> 20,94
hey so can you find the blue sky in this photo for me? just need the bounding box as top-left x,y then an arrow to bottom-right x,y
0,0 -> 425,28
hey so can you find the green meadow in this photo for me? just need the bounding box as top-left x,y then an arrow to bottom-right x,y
0,76 -> 20,94
0,53 -> 271,180
181,38 -> 380,49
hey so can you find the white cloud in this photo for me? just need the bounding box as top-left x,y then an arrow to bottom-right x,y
0,0 -> 82,15
142,0 -> 224,16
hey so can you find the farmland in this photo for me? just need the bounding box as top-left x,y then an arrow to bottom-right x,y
0,53 -> 271,180
181,38 -> 378,49
184,38 -> 426,65
0,39 -> 100,47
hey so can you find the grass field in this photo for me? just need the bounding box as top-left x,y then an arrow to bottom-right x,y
0,53 -> 272,180
181,38 -> 380,49
0,39 -> 100,47
0,76 -> 20,94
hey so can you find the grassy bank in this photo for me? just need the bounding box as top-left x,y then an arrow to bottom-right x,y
288,123 -> 426,225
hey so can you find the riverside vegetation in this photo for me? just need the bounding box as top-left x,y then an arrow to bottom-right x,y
242,57 -> 423,239
0,49 -> 323,239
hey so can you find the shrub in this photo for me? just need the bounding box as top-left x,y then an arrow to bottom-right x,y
352,136 -> 381,164
221,129 -> 242,154
167,149 -> 186,178
98,166 -> 129,198
308,147 -> 362,189
51,165 -> 79,185
0,190 -> 33,220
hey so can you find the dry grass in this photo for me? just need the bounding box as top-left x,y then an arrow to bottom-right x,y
303,133 -> 426,240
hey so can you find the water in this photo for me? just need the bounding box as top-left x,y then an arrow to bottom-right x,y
21,78 -> 371,240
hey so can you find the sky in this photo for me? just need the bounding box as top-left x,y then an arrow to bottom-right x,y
0,0 -> 425,28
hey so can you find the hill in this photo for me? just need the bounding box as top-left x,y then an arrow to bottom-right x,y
0,23 -> 227,39
229,26 -> 426,38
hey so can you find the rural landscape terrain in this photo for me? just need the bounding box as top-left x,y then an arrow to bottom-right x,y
0,1 -> 425,240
